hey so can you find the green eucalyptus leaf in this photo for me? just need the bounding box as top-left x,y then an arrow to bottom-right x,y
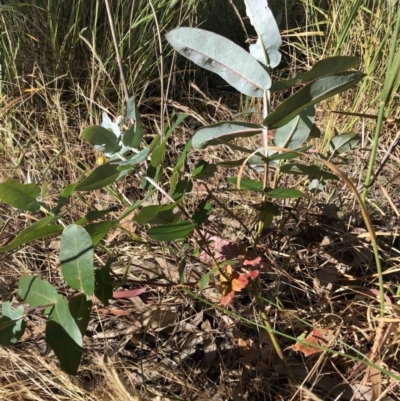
60,225 -> 94,296
69,294 -> 92,336
263,72 -> 365,128
46,295 -> 82,375
228,177 -> 264,191
274,107 -> 315,149
280,164 -> 338,180
148,221 -> 197,241
134,204 -> 176,224
75,207 -> 119,225
245,0 -> 282,68
166,27 -> 271,97
19,276 -> 58,307
192,122 -> 263,149
265,188 -> 303,199
0,180 -> 41,212
82,125 -> 121,155
52,183 -> 77,214
172,179 -> 193,201
199,266 -> 219,291
0,216 -> 62,253
173,140 -> 192,173
270,78 -> 298,92
84,221 -> 118,246
251,202 -> 280,215
151,140 -> 167,167
0,302 -> 26,345
192,200 -> 212,226
95,268 -> 113,307
191,160 -> 218,179
75,163 -> 133,191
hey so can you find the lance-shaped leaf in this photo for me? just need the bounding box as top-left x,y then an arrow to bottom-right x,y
0,180 -> 41,212
245,0 -> 282,68
46,295 -> 83,375
297,56 -> 360,83
123,96 -> 144,148
148,220 -> 197,241
75,163 -> 133,191
265,188 -> 303,198
60,225 -> 94,296
116,148 -> 150,171
263,72 -> 365,128
270,56 -> 360,92
0,302 -> 26,346
84,220 -> 118,246
228,177 -> 264,191
280,164 -> 338,180
82,125 -> 122,155
0,216 -> 62,253
19,276 -> 58,308
329,133 -> 360,155
192,122 -> 263,149
166,27 -> 271,97
274,107 -> 315,149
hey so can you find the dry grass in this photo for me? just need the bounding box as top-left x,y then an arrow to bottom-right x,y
0,1 -> 400,400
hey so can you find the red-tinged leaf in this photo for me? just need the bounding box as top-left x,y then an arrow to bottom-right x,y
289,328 -> 335,357
113,288 -> 146,299
231,274 -> 248,291
248,270 -> 259,280
221,291 -> 235,306
195,230 -> 239,263
243,256 -> 261,267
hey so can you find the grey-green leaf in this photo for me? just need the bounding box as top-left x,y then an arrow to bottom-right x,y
19,276 -> 58,307
280,164 -> 338,180
274,107 -> 315,149
123,96 -> 144,148
60,225 -> 94,296
263,72 -> 365,128
329,133 -> 360,155
0,302 -> 26,345
46,295 -> 83,375
228,177 -> 264,191
82,125 -> 121,155
166,27 -> 271,97
192,122 -> 263,149
245,0 -> 282,68
0,180 -> 41,212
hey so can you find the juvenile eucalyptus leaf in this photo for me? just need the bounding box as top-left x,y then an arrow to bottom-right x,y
46,295 -> 83,375
173,140 -> 192,173
265,188 -> 303,199
228,177 -> 264,191
75,163 -> 133,191
0,180 -> 41,212
274,107 -> 315,149
60,225 -> 94,296
95,268 -> 113,307
191,160 -> 218,179
280,164 -> 338,180
52,183 -> 77,214
192,122 -> 263,149
69,294 -> 92,336
0,302 -> 26,346
82,125 -> 122,155
329,133 -> 360,155
263,72 -> 365,128
166,27 -> 271,97
297,56 -> 360,83
19,276 -> 58,307
134,204 -> 177,224
123,96 -> 144,148
148,221 -> 197,241
192,200 -> 212,226
84,221 -> 118,246
75,207 -> 119,225
251,202 -> 280,215
245,0 -> 282,68
0,216 -> 62,253
115,148 -> 150,171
